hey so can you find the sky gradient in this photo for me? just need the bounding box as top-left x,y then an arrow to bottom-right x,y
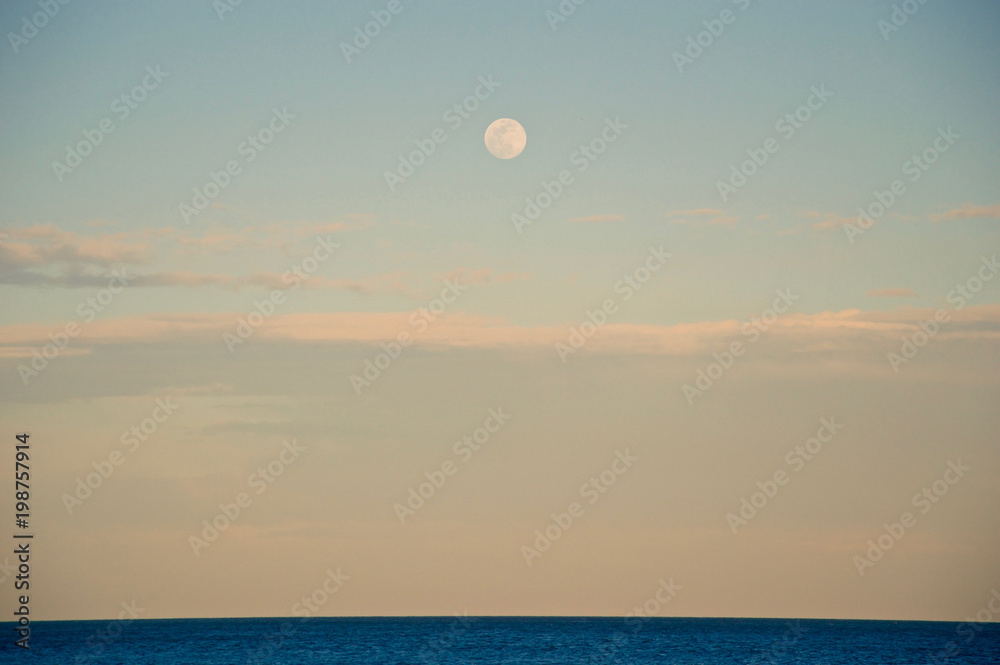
1,0 -> 999,622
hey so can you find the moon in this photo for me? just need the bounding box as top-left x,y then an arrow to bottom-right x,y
484,118 -> 526,159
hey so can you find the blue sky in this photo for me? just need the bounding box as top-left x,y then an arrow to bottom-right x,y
2,0 -> 998,326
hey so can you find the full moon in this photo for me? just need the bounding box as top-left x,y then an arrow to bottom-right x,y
484,118 -> 526,159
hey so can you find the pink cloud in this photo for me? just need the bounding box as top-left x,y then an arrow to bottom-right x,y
930,203 -> 1000,222
0,225 -> 152,266
667,209 -> 738,228
3,306 -> 997,362
804,212 -> 856,231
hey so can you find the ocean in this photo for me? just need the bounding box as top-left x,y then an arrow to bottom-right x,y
1,617 -> 998,664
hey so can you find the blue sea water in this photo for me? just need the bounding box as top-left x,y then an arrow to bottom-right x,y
1,617 -> 998,664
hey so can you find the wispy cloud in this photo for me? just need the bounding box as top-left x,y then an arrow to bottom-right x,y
0,218 -> 377,288
121,270 -> 421,298
801,211 -> 855,231
4,306 -> 996,361
667,209 -> 737,227
170,217 -> 375,255
930,203 -> 1000,222
0,225 -> 153,267
125,267 -> 524,299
